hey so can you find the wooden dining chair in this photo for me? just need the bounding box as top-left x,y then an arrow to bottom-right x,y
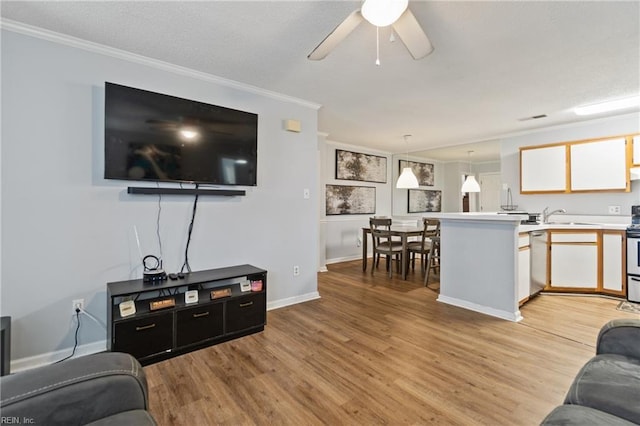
407,218 -> 440,274
424,231 -> 441,287
369,218 -> 403,278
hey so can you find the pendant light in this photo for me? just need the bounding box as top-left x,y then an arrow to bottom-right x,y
396,134 -> 419,189
461,151 -> 480,193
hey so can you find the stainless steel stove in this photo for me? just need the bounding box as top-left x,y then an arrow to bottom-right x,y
626,206 -> 640,302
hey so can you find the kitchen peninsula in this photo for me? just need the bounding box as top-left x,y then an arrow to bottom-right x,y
427,213 -> 627,322
434,213 -> 525,321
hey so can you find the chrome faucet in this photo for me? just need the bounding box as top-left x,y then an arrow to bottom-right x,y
542,207 -> 566,223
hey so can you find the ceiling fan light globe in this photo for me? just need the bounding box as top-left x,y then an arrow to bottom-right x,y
361,0 -> 409,27
397,167 -> 419,189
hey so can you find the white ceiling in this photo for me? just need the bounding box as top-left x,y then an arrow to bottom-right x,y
2,1 -> 639,161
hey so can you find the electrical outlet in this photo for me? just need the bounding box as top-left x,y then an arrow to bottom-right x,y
357,237 -> 362,247
608,205 -> 621,214
72,299 -> 84,314
293,265 -> 300,276
303,188 -> 310,199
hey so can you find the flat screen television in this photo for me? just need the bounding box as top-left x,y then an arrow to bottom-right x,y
104,82 -> 258,186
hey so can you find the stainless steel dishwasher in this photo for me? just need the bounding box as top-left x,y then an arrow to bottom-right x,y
529,230 -> 548,297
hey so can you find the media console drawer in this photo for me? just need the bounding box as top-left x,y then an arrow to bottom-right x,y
226,292 -> 266,333
107,265 -> 267,365
176,302 -> 224,347
113,312 -> 173,360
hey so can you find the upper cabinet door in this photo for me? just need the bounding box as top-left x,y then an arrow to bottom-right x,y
633,135 -> 640,166
570,138 -> 628,191
520,145 -> 567,193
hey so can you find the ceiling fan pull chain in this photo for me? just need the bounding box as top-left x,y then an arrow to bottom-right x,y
376,26 -> 381,66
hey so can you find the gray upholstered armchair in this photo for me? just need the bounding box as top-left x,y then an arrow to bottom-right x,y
541,318 -> 640,425
0,352 -> 156,426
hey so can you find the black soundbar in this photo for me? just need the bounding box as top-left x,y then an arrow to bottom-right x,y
127,187 -> 246,196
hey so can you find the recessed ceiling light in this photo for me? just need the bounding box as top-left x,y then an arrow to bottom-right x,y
574,95 -> 640,116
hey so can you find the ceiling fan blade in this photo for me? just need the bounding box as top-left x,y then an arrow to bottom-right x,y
392,8 -> 434,60
308,10 -> 364,60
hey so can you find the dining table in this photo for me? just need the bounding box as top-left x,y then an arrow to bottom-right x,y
362,224 -> 424,280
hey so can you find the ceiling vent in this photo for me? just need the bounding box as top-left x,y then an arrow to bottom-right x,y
518,114 -> 548,121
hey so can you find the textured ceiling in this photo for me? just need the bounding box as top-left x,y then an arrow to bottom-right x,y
2,1 -> 639,160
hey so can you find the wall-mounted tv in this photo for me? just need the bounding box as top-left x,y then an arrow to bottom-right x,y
104,82 -> 258,186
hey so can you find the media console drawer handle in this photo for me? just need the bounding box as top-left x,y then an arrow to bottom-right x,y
135,323 -> 156,331
239,301 -> 254,308
192,312 -> 210,318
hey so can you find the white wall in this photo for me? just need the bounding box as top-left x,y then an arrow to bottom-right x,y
320,136 -> 392,263
442,162 -> 464,212
501,113 -> 640,216
1,28 -> 320,365
319,136 -> 454,264
392,154 -> 446,217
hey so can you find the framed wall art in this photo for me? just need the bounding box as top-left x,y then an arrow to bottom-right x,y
336,149 -> 387,183
399,160 -> 434,186
326,184 -> 376,215
408,189 -> 442,213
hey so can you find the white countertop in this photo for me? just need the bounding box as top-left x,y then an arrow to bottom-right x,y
519,222 -> 627,232
394,213 -> 629,231
411,212 -> 527,223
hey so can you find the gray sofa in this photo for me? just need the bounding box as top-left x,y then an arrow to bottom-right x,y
0,352 -> 156,426
541,318 -> 640,425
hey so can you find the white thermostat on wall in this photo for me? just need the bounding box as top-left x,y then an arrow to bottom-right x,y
185,290 -> 198,304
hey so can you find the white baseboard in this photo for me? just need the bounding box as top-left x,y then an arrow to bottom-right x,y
11,339 -> 107,373
437,295 -> 523,322
11,293 -> 321,373
326,254 -> 365,264
267,291 -> 321,310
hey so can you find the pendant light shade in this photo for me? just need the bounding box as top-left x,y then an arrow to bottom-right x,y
461,150 -> 480,193
461,175 -> 480,193
361,0 -> 409,27
396,134 -> 419,189
397,167 -> 419,189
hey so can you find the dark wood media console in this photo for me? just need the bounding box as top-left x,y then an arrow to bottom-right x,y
107,264 -> 267,365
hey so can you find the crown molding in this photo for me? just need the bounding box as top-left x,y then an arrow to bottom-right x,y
1,19 -> 322,111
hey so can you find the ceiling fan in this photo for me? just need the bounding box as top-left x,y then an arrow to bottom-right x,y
308,0 -> 433,62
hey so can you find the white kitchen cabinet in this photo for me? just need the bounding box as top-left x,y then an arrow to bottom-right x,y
520,145 -> 567,193
549,231 -> 598,288
632,135 -> 640,166
518,234 -> 530,305
570,138 -> 628,191
602,231 -> 625,295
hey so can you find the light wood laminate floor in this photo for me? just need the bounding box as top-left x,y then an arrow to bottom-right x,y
145,260 -> 639,425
